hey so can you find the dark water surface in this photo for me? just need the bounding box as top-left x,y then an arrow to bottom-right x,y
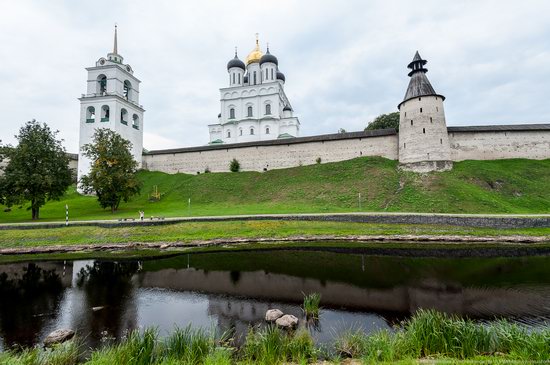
1,246 -> 550,350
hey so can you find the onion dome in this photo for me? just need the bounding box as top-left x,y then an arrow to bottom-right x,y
246,34 -> 263,65
260,47 -> 278,66
276,71 -> 286,82
227,49 -> 245,71
399,51 -> 445,108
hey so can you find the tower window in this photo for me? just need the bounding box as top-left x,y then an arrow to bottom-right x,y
440,138 -> 443,144
227,130 -> 231,138
404,143 -> 406,149
420,108 -> 423,113
123,80 -> 132,100
120,108 -> 128,125
266,127 -> 270,134
410,120 -> 413,126
265,104 -> 271,115
418,97 -> 421,101
430,117 -> 433,123
253,71 -> 257,85
232,73 -> 235,84
271,68 -> 274,80
132,114 -> 139,130
86,106 -> 96,122
238,74 -> 241,84
247,106 -> 253,117
239,128 -> 243,136
97,75 -> 107,94
229,108 -> 235,119
250,128 -> 255,135
423,128 -> 426,134
266,68 -> 269,79
101,105 -> 110,122
404,112 -> 407,117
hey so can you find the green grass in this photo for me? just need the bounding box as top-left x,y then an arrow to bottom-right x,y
1,157 -> 549,223
302,292 -> 321,319
0,220 -> 548,249
2,310 -> 550,364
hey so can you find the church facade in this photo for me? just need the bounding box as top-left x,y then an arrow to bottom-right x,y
208,36 -> 300,144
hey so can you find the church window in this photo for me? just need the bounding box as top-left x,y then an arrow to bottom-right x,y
239,128 -> 243,136
229,108 -> 235,119
253,71 -> 257,85
132,114 -> 139,129
120,108 -> 128,125
265,104 -> 271,115
266,69 -> 269,79
418,97 -> 421,101
266,127 -> 270,134
123,80 -> 132,100
232,73 -> 235,84
250,128 -> 255,135
97,75 -> 107,94
101,105 -> 110,122
86,106 -> 95,123
423,128 -> 426,134
227,130 -> 231,138
247,106 -> 253,117
271,68 -> 274,80
238,74 -> 241,84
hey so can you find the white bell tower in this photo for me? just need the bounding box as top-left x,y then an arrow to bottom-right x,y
77,25 -> 145,190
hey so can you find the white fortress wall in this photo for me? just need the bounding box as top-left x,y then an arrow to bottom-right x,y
142,130 -> 399,174
448,125 -> 550,161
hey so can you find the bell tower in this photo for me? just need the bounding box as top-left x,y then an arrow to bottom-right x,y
77,26 -> 145,189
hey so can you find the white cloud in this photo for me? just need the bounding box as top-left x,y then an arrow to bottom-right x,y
1,0 -> 549,151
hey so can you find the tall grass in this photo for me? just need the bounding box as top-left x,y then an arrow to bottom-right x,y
1,310 -> 550,363
302,292 -> 321,319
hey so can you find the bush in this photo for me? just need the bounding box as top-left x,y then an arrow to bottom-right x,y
315,157 -> 322,164
229,158 -> 240,172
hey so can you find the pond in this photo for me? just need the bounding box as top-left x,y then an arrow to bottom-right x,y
1,244 -> 550,351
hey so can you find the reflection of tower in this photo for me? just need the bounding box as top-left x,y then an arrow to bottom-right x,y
70,261 -> 139,349
77,25 -> 144,191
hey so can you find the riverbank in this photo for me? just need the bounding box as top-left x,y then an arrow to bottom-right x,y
0,220 -> 549,255
1,309 -> 548,364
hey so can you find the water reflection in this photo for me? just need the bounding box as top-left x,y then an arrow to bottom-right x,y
1,248 -> 550,350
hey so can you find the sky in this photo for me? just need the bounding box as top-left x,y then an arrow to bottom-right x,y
0,0 -> 549,152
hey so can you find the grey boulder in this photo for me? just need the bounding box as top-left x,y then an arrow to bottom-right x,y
44,329 -> 75,347
265,309 -> 284,322
275,314 -> 299,328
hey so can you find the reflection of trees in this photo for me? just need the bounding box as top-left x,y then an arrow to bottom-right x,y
75,261 -> 139,348
0,263 -> 64,348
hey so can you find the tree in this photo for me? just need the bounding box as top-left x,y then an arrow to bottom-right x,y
0,120 -> 73,220
80,129 -> 141,212
365,112 -> 400,131
229,158 -> 240,172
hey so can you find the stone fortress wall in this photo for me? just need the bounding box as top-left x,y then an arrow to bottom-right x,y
141,125 -> 550,175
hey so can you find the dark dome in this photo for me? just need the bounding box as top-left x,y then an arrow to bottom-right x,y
276,71 -> 285,82
227,55 -> 245,71
283,105 -> 292,111
260,50 -> 278,66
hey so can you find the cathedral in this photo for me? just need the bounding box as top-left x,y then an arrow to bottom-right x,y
208,35 -> 300,144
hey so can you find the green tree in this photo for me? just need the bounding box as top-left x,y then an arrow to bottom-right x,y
0,120 -> 73,220
80,129 -> 141,212
229,158 -> 240,172
365,112 -> 400,131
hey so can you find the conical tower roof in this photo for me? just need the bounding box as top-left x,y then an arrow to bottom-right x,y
399,51 -> 444,108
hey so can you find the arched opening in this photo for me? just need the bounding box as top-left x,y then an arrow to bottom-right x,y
123,80 -> 132,100
423,128 -> 426,134
265,126 -> 270,134
239,128 -> 243,136
227,130 -> 231,138
101,105 -> 110,122
229,108 -> 235,119
265,104 -> 271,115
97,75 -> 107,94
250,128 -> 255,135
86,106 -> 95,123
247,106 -> 253,117
120,108 -> 128,125
132,114 -> 139,129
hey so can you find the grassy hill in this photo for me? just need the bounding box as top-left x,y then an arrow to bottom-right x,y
1,157 -> 549,222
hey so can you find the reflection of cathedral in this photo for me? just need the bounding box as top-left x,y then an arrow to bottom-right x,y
208,35 -> 300,144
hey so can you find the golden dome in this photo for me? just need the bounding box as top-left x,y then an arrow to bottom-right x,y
245,34 -> 263,65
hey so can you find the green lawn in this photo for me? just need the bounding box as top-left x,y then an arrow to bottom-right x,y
1,157 -> 549,223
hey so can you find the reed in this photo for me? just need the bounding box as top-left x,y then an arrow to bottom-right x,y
302,292 -> 321,319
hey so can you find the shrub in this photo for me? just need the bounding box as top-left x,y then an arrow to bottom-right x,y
229,158 -> 240,172
316,157 -> 322,164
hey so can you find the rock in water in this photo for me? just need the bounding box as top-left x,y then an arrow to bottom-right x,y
275,314 -> 299,328
44,329 -> 75,346
265,309 -> 284,322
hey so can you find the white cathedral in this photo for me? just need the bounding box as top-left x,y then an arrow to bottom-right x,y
208,35 -> 300,144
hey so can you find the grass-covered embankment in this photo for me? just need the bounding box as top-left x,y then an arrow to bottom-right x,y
1,157 -> 549,223
1,220 -> 549,250
2,310 -> 549,364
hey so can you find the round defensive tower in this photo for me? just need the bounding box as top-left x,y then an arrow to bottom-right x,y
397,52 -> 452,172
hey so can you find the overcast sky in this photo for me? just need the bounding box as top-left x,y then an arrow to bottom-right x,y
1,0 -> 549,152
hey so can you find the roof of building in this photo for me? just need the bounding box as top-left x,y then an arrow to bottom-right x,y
399,51 -> 444,108
260,48 -> 278,66
447,124 -> 550,132
145,129 -> 397,155
283,105 -> 292,111
227,51 -> 246,71
246,35 -> 263,65
276,71 -> 285,82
